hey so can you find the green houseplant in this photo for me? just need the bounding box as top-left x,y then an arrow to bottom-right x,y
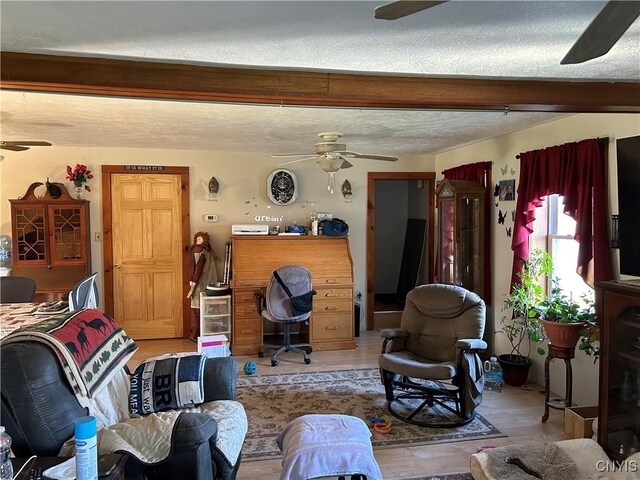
499,248 -> 599,386
535,281 -> 599,360
498,248 -> 552,386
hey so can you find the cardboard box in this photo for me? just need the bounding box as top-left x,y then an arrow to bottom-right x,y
564,406 -> 599,439
198,334 -> 230,358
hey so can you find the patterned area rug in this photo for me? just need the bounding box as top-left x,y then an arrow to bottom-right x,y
395,474 -> 472,480
236,368 -> 504,461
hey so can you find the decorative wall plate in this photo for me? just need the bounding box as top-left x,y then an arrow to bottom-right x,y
267,169 -> 298,205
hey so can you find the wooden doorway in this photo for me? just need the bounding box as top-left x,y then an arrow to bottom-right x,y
102,166 -> 190,339
366,172 -> 436,331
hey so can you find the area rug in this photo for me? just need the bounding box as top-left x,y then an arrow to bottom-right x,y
394,474 -> 472,480
236,368 -> 504,461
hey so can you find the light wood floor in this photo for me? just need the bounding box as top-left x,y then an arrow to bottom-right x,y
131,331 -> 569,479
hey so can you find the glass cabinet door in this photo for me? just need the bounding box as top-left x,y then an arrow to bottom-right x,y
599,286 -> 640,461
439,198 -> 455,284
14,205 -> 47,264
459,196 -> 481,293
49,204 -> 87,265
436,179 -> 485,297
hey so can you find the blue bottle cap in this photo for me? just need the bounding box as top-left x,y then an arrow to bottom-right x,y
74,416 -> 96,440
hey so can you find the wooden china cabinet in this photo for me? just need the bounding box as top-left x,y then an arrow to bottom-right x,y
10,182 -> 91,302
596,281 -> 640,461
435,178 -> 485,296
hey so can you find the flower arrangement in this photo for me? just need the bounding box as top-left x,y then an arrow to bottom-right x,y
66,164 -> 93,192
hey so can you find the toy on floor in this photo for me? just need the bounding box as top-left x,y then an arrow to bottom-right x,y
243,361 -> 257,375
368,416 -> 392,434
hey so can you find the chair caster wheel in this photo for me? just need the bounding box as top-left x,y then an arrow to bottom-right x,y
306,347 -> 313,354
271,360 -> 278,367
258,351 -> 264,358
304,357 -> 311,364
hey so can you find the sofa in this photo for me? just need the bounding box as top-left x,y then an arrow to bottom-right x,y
1,341 -> 247,480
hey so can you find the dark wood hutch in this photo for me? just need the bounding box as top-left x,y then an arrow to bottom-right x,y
9,182 -> 91,302
597,280 -> 640,461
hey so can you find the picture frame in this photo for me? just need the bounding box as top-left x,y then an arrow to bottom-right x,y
498,179 -> 515,201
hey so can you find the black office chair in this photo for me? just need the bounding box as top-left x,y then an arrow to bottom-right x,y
0,276 -> 37,303
68,272 -> 99,311
258,266 -> 315,366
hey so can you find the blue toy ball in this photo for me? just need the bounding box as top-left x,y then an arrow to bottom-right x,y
243,361 -> 257,375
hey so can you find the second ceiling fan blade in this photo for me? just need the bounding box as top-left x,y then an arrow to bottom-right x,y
0,144 -> 30,151
561,1 -> 640,64
278,156 -> 320,166
338,151 -> 398,161
375,1 -> 448,20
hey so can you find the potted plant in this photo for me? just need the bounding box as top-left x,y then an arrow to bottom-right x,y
536,281 -> 599,360
498,248 -> 552,386
499,248 -> 600,386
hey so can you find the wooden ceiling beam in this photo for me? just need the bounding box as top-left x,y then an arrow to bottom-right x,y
1,52 -> 639,113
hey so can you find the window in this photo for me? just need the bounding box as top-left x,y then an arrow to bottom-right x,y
534,195 -> 594,300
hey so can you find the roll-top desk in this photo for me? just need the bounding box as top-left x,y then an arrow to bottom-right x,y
231,235 -> 356,355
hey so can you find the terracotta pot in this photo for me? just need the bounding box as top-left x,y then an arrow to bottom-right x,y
497,354 -> 532,387
541,319 -> 583,348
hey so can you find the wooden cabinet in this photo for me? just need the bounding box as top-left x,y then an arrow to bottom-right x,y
9,182 -> 91,302
597,281 -> 640,460
436,179 -> 485,296
231,235 -> 355,355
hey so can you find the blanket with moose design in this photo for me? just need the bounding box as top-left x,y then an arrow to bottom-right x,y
1,308 -> 137,407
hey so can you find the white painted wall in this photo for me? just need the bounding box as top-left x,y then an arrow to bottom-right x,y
0,148 -> 436,329
435,113 -> 640,406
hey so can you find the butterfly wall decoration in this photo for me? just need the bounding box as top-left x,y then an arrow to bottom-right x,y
506,227 -> 512,237
500,163 -> 508,176
498,209 -> 506,225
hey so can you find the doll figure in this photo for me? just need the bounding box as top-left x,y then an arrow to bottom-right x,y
188,231 -> 220,340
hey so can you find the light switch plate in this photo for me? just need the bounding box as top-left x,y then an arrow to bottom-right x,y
204,214 -> 218,222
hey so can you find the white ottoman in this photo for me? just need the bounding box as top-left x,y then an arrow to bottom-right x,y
276,414 -> 383,480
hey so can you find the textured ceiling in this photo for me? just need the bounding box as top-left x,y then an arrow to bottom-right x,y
1,1 -> 638,156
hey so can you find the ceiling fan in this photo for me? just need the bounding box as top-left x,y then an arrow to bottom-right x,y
1,140 -> 52,152
272,132 -> 398,193
374,1 -> 640,65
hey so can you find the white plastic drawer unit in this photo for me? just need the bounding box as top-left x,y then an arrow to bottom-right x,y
200,293 -> 232,336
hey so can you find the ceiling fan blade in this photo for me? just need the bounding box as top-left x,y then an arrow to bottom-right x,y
0,144 -> 29,151
375,1 -> 448,20
561,1 -> 640,65
6,141 -> 52,146
278,156 -> 320,166
338,150 -> 398,161
340,160 -> 354,169
272,153 -> 315,158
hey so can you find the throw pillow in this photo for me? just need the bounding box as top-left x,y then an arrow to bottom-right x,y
129,352 -> 206,415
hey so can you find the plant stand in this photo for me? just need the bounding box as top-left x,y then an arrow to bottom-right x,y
542,344 -> 575,422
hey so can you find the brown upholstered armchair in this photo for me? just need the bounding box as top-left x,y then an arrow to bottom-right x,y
379,284 -> 487,427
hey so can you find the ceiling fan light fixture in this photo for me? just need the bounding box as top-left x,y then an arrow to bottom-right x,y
316,154 -> 345,173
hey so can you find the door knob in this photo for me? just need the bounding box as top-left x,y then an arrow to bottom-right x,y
114,263 -> 123,269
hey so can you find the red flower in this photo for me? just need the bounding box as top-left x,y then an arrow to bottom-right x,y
66,164 -> 93,191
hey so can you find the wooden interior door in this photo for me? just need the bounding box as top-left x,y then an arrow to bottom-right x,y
109,172 -> 185,339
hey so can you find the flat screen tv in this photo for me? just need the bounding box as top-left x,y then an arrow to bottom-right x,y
617,135 -> 640,277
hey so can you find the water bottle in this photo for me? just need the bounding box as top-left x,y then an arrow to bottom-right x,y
0,426 -> 13,480
75,416 -> 98,480
483,356 -> 503,392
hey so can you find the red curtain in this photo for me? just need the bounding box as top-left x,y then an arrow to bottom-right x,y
511,138 -> 612,287
443,161 -> 493,304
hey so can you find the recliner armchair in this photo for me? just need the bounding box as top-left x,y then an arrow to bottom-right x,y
1,341 -> 247,480
379,284 -> 487,428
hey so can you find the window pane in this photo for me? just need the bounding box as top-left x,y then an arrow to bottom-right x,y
550,237 -> 594,301
555,195 -> 576,236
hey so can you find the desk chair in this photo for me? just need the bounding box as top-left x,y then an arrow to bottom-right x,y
0,276 -> 37,303
69,272 -> 99,311
258,265 -> 315,367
